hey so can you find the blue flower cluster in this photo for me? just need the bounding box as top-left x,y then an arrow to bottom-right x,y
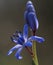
7,1 -> 45,60
7,24 -> 44,60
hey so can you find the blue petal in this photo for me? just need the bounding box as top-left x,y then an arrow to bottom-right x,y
24,41 -> 32,47
28,12 -> 39,31
26,1 -> 33,6
35,17 -> 39,30
15,47 -> 23,60
13,30 -> 22,37
23,24 -> 28,39
28,36 -> 45,43
18,38 -> 24,45
11,36 -> 24,45
11,37 -> 18,44
18,32 -> 22,37
7,44 -> 22,55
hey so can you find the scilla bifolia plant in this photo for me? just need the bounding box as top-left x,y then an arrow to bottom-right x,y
7,1 -> 45,65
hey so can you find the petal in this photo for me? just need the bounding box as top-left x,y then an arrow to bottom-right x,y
15,31 -> 23,37
11,36 -> 23,45
13,30 -> 22,37
15,47 -> 23,60
26,1 -> 33,6
28,12 -> 39,31
7,44 -> 22,55
18,32 -> 22,37
11,37 -> 18,43
28,36 -> 45,43
35,17 -> 39,30
17,56 -> 22,60
24,41 -> 32,47
23,24 -> 28,40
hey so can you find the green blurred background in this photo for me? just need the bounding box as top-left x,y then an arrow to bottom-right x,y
0,0 -> 53,65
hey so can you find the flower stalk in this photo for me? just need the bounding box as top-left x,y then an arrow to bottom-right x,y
31,31 -> 38,65
32,41 -> 38,65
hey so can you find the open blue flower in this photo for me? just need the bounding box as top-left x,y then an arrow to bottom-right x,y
7,24 -> 45,60
24,1 -> 39,33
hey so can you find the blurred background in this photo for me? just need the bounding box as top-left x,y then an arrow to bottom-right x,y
0,0 -> 53,65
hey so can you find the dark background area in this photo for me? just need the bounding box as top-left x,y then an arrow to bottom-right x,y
0,0 -> 53,65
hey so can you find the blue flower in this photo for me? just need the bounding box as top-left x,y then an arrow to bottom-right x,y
24,1 -> 39,33
7,24 -> 45,60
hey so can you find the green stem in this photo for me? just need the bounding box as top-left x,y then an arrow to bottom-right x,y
32,41 -> 39,65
